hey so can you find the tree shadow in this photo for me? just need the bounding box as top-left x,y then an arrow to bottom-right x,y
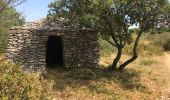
46,66 -> 146,94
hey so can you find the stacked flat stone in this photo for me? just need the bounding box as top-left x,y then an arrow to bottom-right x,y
6,18 -> 100,71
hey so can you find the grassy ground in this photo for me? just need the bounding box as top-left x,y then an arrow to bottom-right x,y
46,33 -> 170,100
47,52 -> 170,100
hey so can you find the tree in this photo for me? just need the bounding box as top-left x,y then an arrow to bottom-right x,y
0,0 -> 25,53
48,0 -> 168,71
0,0 -> 27,13
159,3 -> 170,31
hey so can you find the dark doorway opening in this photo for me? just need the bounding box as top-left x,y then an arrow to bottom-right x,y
46,36 -> 63,68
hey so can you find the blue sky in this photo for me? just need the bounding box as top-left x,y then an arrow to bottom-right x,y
16,0 -> 53,22
16,0 -> 170,22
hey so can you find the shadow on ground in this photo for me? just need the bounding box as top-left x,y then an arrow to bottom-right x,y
46,66 -> 146,94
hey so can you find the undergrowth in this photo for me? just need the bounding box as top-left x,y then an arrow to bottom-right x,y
0,57 -> 54,100
149,32 -> 170,51
99,33 -> 165,57
99,37 -> 115,57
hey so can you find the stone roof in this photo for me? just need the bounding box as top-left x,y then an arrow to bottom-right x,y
10,18 -> 94,33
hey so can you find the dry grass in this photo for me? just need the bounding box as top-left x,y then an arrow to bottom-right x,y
46,52 -> 170,100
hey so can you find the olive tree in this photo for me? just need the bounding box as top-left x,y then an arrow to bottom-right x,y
48,0 -> 168,71
98,0 -> 168,71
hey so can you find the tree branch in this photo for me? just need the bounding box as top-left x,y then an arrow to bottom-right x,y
105,39 -> 117,47
0,0 -> 27,13
11,0 -> 27,7
0,0 -> 11,13
118,26 -> 143,71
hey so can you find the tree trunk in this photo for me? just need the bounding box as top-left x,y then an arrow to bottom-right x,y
110,47 -> 122,71
118,28 -> 143,71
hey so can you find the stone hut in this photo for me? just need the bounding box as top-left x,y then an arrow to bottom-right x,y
6,19 -> 100,71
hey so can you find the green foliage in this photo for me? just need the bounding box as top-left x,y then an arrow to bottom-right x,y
0,6 -> 24,53
0,0 -> 27,12
163,39 -> 170,51
139,43 -> 163,56
158,2 -> 170,31
122,42 -> 163,56
151,32 -> 170,51
99,33 -> 164,57
99,37 -> 115,56
48,0 -> 99,28
48,0 -> 168,41
0,59 -> 54,100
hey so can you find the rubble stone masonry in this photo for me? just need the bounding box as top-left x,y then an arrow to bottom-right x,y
6,19 -> 100,71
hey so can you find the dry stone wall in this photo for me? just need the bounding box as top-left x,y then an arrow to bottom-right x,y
63,31 -> 100,68
6,19 -> 100,71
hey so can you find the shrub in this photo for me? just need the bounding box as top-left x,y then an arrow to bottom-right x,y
151,32 -> 170,51
123,42 -> 163,56
0,27 -> 8,53
150,32 -> 170,47
0,59 -> 54,100
99,37 -> 116,56
163,39 -> 170,51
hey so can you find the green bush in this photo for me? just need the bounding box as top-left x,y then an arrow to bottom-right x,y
163,39 -> 170,51
99,38 -> 116,56
123,41 -> 164,56
0,27 -> 8,53
0,59 -> 54,100
151,32 -> 170,51
151,33 -> 168,46
0,7 -> 24,53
